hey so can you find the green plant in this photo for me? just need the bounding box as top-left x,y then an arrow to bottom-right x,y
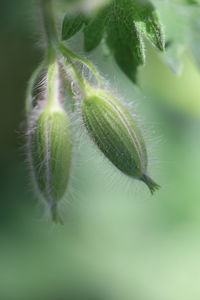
28,0 -> 199,223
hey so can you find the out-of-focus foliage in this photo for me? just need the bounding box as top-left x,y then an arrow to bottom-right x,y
153,1 -> 200,74
139,1 -> 200,116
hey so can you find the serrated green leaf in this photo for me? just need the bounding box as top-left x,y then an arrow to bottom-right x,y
84,6 -> 109,52
107,22 -> 144,82
62,0 -> 165,82
106,0 -> 145,82
109,40 -> 139,82
62,13 -> 85,40
133,0 -> 165,51
83,0 -> 165,82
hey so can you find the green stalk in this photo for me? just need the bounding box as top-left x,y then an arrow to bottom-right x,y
67,58 -> 88,91
58,43 -> 104,88
46,50 -> 60,110
26,0 -> 59,114
40,0 -> 61,110
40,0 -> 58,48
40,0 -> 103,87
40,0 -> 103,104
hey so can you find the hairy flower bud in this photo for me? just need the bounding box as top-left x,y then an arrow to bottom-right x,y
26,54 -> 73,223
82,91 -> 159,193
29,107 -> 72,223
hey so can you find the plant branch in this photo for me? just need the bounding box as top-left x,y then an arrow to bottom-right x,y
58,43 -> 104,88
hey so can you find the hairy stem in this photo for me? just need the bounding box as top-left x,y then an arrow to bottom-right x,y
40,0 -> 58,48
40,0 -> 103,103
58,43 -> 104,88
46,49 -> 60,109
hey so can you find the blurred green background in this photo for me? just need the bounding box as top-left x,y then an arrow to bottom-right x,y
1,1 -> 200,299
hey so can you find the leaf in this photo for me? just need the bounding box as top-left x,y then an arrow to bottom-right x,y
106,4 -> 145,82
133,0 -> 165,51
62,13 -> 85,40
84,6 -> 109,52
109,41 -> 139,82
83,0 -> 165,83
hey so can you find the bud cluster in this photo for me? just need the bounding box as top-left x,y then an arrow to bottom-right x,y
25,44 -> 159,224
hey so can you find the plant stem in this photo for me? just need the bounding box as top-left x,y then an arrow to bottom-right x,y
40,0 -> 104,102
46,49 -> 60,109
40,0 -> 60,109
40,0 -> 58,49
58,43 -> 104,88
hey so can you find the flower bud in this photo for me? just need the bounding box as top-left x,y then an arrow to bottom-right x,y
82,91 -> 159,193
29,107 -> 72,223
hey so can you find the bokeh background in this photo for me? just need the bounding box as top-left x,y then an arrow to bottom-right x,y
1,1 -> 200,299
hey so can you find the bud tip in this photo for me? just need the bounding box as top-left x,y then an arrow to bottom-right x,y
141,174 -> 160,195
51,205 -> 64,225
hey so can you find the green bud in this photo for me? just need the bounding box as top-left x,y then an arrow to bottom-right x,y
30,107 -> 72,223
82,91 -> 160,194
